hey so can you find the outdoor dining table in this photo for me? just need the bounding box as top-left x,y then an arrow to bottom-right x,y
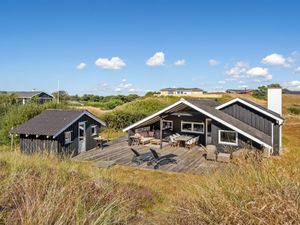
174,135 -> 193,147
94,136 -> 108,150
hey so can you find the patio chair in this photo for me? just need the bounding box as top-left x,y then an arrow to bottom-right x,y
149,148 -> 177,169
185,138 -> 194,149
169,135 -> 177,147
130,148 -> 154,165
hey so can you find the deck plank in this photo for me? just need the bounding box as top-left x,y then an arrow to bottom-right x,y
73,139 -> 222,174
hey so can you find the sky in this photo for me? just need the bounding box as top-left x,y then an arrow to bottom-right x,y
0,0 -> 300,96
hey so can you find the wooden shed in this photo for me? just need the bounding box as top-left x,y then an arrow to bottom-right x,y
11,109 -> 106,155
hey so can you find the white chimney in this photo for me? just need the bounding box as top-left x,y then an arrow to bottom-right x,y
267,88 -> 282,115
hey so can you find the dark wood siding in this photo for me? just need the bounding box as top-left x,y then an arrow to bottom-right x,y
19,114 -> 102,156
273,124 -> 280,155
211,120 -> 263,153
20,134 -> 58,153
220,102 -> 275,136
56,114 -> 102,155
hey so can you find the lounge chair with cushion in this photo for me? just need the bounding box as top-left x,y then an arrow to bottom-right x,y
131,148 -> 154,165
149,148 -> 177,169
205,145 -> 217,161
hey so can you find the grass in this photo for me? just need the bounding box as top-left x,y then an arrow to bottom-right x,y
1,95 -> 300,224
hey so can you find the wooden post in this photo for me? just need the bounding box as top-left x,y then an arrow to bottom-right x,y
10,133 -> 13,151
160,117 -> 163,149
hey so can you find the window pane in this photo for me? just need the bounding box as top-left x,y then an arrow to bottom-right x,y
193,123 -> 203,132
182,123 -> 192,131
221,131 -> 236,143
163,121 -> 172,129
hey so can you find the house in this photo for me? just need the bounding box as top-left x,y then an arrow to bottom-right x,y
159,88 -> 222,98
3,91 -> 54,104
11,109 -> 106,155
160,88 -> 204,96
226,89 -> 254,94
283,90 -> 300,95
123,88 -> 284,155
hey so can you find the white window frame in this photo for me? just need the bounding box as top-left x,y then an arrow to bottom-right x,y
181,121 -> 204,134
162,120 -> 173,130
91,125 -> 98,136
64,131 -> 73,144
218,130 -> 238,146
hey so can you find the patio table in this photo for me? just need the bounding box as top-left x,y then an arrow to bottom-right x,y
174,135 -> 193,147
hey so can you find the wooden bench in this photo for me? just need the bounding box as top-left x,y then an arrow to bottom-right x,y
150,139 -> 161,145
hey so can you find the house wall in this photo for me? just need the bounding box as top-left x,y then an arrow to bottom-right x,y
56,114 -> 102,155
273,124 -> 280,155
129,109 -> 264,153
19,114 -> 102,156
220,101 -> 275,136
163,114 -> 207,144
211,121 -> 263,153
20,134 -> 58,153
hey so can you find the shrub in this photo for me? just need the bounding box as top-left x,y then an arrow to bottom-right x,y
288,106 -> 300,115
101,97 -> 178,129
0,102 -> 68,145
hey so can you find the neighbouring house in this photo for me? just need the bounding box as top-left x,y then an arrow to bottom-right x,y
11,109 -> 106,155
123,88 -> 284,155
159,88 -> 222,98
226,89 -> 254,94
283,90 -> 300,95
1,91 -> 54,104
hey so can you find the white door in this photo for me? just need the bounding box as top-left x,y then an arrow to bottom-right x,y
78,122 -> 86,153
206,119 -> 212,145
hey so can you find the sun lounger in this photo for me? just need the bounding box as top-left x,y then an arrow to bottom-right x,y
149,148 -> 177,169
131,148 -> 154,165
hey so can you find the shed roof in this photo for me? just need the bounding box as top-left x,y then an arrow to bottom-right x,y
11,109 -> 106,137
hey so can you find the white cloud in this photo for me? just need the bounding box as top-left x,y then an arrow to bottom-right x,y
114,87 -> 122,92
95,57 -> 126,70
146,52 -> 165,66
238,84 -> 248,89
76,62 -> 87,70
295,67 -> 300,73
283,80 -> 300,90
122,78 -> 127,82
261,53 -> 289,67
128,88 -> 136,92
246,67 -> 272,82
208,59 -> 219,66
174,59 -> 186,66
226,62 -> 248,78
218,80 -> 226,84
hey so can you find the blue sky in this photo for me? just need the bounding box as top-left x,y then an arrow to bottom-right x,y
1,0 -> 300,96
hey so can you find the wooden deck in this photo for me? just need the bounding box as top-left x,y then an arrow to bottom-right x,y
73,138 -> 222,174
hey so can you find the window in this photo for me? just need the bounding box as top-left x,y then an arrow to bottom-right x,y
181,121 -> 204,134
162,120 -> 173,130
218,130 -> 238,146
91,125 -> 98,136
64,131 -> 72,144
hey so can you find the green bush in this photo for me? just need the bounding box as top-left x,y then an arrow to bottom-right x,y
288,106 -> 300,115
101,97 -> 178,129
0,102 -> 68,145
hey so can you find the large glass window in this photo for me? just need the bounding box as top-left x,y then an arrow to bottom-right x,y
181,122 -> 204,134
219,130 -> 238,145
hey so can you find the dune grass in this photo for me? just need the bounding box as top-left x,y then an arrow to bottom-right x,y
1,95 -> 300,224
